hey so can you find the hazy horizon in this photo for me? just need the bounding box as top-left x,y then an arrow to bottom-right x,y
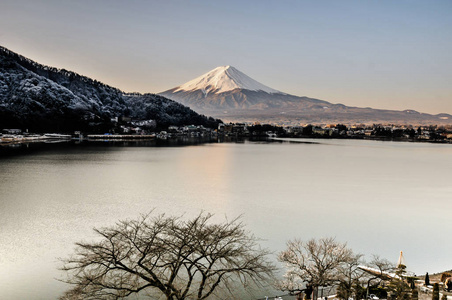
1,0 -> 451,114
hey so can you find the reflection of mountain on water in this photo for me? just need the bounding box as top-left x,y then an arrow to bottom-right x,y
0,137 -> 222,157
0,136 -> 322,157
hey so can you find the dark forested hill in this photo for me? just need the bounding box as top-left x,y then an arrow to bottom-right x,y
0,46 -> 220,132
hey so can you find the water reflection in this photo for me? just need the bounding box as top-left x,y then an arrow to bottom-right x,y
0,139 -> 451,300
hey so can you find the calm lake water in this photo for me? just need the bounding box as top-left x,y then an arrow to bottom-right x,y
0,139 -> 451,300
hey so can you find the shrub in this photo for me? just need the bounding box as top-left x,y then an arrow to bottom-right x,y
432,283 -> 439,300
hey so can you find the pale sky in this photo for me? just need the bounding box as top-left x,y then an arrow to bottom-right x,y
1,0 -> 451,114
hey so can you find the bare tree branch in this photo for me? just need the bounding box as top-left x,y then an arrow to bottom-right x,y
59,212 -> 275,300
277,237 -> 355,298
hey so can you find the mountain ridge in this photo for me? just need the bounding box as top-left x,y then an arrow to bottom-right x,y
0,46 -> 220,132
160,66 -> 452,125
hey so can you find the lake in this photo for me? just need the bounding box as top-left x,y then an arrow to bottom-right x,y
0,138 -> 451,300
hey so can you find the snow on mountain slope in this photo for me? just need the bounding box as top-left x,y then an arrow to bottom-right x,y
0,45 -> 221,131
160,65 -> 452,125
174,66 -> 282,95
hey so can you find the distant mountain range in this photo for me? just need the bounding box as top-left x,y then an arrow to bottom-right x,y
1,45 -> 450,132
0,46 -> 219,132
160,66 -> 452,125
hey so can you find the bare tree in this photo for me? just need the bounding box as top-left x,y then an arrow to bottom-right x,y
277,237 -> 354,299
336,253 -> 365,300
368,255 -> 395,279
59,212 -> 275,300
364,255 -> 396,298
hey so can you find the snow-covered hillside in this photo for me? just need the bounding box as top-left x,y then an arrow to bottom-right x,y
0,46 -> 220,132
174,66 -> 282,95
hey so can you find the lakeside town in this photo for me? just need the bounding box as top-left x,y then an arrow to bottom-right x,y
2,122 -> 452,144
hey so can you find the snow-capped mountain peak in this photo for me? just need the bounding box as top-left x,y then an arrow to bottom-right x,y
160,64 -> 452,125
174,66 -> 281,94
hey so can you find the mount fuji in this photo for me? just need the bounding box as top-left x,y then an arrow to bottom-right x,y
172,66 -> 281,95
160,66 -> 451,125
